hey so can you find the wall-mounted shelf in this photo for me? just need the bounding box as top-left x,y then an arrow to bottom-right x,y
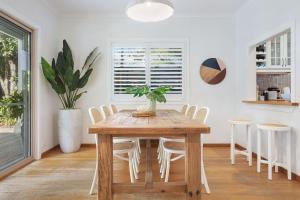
256,69 -> 291,73
242,100 -> 298,107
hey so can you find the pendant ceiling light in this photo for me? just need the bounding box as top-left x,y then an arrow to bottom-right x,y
126,0 -> 174,22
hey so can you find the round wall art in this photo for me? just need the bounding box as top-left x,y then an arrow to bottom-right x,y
200,58 -> 226,85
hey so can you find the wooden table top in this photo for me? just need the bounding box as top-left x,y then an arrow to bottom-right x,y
89,109 -> 210,135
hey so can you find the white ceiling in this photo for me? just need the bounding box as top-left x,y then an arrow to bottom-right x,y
45,0 -> 248,16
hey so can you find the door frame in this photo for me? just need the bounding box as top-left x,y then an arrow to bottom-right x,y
0,10 -> 36,180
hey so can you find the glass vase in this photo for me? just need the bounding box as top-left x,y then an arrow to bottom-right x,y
148,99 -> 156,112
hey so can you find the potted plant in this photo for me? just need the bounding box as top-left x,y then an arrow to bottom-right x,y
126,85 -> 171,112
41,40 -> 100,153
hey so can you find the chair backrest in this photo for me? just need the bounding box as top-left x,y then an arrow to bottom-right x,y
88,107 -> 103,125
110,104 -> 118,114
194,107 -> 209,124
100,105 -> 111,119
89,107 -> 105,149
185,105 -> 197,119
180,104 -> 189,115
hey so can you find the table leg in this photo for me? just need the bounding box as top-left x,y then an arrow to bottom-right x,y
145,139 -> 153,188
185,134 -> 201,200
98,134 -> 113,200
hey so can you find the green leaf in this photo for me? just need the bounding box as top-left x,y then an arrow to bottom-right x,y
74,91 -> 87,102
49,80 -> 65,94
126,85 -> 170,103
70,70 -> 80,91
63,64 -> 74,89
56,51 -> 66,75
58,40 -> 74,88
82,47 -> 100,70
41,57 -> 55,81
156,94 -> 166,103
51,58 -> 56,70
63,40 -> 74,70
78,68 -> 93,88
41,57 -> 66,94
55,75 -> 66,94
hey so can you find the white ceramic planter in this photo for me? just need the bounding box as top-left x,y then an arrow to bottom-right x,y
58,109 -> 82,153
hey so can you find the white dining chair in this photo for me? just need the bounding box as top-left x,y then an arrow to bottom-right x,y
100,105 -> 140,177
158,105 -> 197,167
109,104 -> 118,115
161,107 -> 211,194
101,105 -> 111,117
107,104 -> 141,161
157,104 -> 189,162
180,104 -> 189,115
159,105 -> 197,177
88,107 -> 138,195
185,105 -> 197,119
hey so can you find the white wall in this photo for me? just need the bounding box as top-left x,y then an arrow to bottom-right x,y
0,0 -> 60,158
59,15 -> 237,144
236,0 -> 300,175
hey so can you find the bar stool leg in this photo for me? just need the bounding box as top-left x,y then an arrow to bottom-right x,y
230,124 -> 235,165
257,129 -> 261,173
274,131 -> 279,173
287,130 -> 292,180
268,130 -> 273,180
247,125 -> 252,166
246,128 -> 249,162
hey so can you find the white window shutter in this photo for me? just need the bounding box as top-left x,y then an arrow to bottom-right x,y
111,41 -> 186,103
112,47 -> 147,94
150,47 -> 183,94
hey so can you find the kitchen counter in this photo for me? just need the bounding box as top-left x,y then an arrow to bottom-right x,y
242,100 -> 299,107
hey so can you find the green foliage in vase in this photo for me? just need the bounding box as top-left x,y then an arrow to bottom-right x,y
126,85 -> 172,103
0,91 -> 23,126
41,40 -> 101,109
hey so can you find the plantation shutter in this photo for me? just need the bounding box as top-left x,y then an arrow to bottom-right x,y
111,41 -> 186,102
150,47 -> 183,94
112,47 -> 147,94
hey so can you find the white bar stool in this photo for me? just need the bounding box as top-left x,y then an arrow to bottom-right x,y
257,123 -> 292,180
228,119 -> 253,166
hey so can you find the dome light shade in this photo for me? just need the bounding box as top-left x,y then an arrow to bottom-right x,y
126,0 -> 174,22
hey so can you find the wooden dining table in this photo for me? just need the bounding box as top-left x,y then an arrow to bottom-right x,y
88,109 -> 210,200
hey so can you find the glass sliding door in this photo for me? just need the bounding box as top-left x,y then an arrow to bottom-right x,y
0,15 -> 31,172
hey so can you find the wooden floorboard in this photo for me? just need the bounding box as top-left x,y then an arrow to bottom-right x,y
0,146 -> 300,200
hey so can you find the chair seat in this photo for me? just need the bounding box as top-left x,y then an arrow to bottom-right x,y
229,119 -> 253,125
257,123 -> 291,131
114,137 -> 136,143
161,137 -> 185,142
163,141 -> 185,153
114,142 -> 135,151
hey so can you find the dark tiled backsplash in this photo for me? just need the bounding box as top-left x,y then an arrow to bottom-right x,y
257,73 -> 291,92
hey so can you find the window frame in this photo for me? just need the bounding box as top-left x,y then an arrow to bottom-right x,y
108,39 -> 189,104
0,11 -> 34,179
